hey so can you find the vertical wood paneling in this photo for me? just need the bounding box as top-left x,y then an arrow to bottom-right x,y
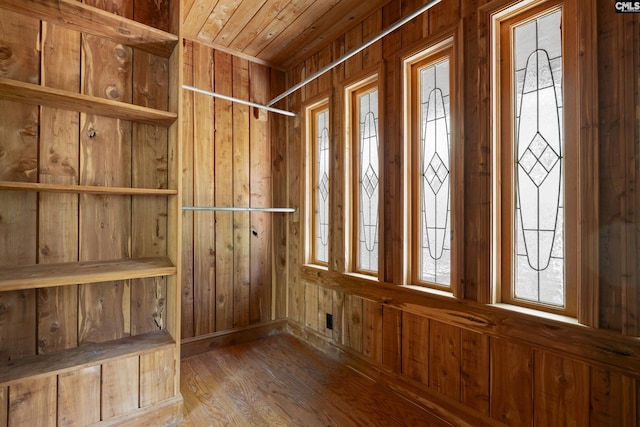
381,0 -> 402,285
362,299 -> 383,364
304,282 -> 319,331
37,21 -> 80,355
382,305 -> 402,373
344,24 -> 363,78
249,62 -> 273,324
140,348 -> 175,407
316,286 -> 332,338
344,294 -> 363,352
490,338 -> 533,426
181,39 -> 196,339
192,42 -> 216,336
362,10 -> 383,68
401,312 -> 428,385
401,0 -> 427,47
0,11 -> 40,362
317,45 -> 333,94
589,367 -> 625,426
428,320 -> 460,400
57,366 -> 101,427
464,0 -> 491,303
232,56 -> 251,329
101,356 -> 139,419
271,68 -> 288,321
8,376 -> 56,427
133,0 -> 170,32
0,386 -> 6,427
597,0 -> 625,333
332,290 -> 345,344
428,0 -> 460,36
79,1 -> 133,341
534,351 -> 589,427
214,50 -> 235,332
131,46 -> 169,335
460,329 -> 489,415
287,63 -> 304,324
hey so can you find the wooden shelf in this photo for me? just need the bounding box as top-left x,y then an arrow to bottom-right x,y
0,330 -> 174,386
0,0 -> 178,58
0,77 -> 177,127
0,257 -> 176,291
0,181 -> 177,196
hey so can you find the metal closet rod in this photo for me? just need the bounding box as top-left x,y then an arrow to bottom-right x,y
267,0 -> 443,107
182,206 -> 296,213
182,85 -> 297,117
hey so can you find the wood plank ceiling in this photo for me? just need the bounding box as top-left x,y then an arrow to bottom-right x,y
183,0 -> 392,69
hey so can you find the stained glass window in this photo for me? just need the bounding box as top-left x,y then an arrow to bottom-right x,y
315,109 -> 330,264
419,58 -> 451,286
512,8 -> 564,306
356,87 -> 379,273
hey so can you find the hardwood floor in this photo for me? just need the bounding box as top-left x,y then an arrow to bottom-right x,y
179,334 -> 453,426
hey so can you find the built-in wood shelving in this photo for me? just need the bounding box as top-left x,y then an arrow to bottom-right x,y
0,257 -> 176,291
0,181 -> 177,196
0,0 -> 178,58
0,330 -> 175,386
0,77 -> 177,127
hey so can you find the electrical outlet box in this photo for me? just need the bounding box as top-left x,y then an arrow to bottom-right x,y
326,313 -> 333,330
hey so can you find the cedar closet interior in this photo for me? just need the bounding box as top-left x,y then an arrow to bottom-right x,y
0,0 -> 638,426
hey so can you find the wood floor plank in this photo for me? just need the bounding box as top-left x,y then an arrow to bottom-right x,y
180,334 -> 453,427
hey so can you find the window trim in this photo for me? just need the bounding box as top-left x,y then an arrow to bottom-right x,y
492,0 -> 579,317
304,96 -> 331,267
403,30 -> 463,297
345,74 -> 381,276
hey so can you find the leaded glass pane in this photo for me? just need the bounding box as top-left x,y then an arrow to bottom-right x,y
419,58 -> 451,286
513,8 -> 564,306
357,88 -> 379,273
316,109 -> 329,264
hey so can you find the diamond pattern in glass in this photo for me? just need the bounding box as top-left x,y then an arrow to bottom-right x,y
424,153 -> 449,195
518,132 -> 559,187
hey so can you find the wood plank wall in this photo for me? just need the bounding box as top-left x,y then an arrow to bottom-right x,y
181,40 -> 282,340
0,1 -> 180,425
278,0 -> 640,425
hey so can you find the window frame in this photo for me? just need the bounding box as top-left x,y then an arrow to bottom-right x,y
345,75 -> 381,276
403,32 -> 463,296
304,97 -> 331,267
493,0 -> 579,317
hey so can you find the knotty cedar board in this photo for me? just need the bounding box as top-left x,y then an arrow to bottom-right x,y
192,42 -> 216,336
401,311 -> 429,385
0,10 -> 40,362
78,0 -> 133,344
131,0 -> 170,335
57,366 -> 101,426
232,55 -> 251,329
286,62 -> 303,324
270,68 -> 287,320
214,49 -> 234,332
130,0 -> 172,337
37,20 -> 81,355
101,355 -> 139,418
249,62 -> 272,325
181,39 -> 196,339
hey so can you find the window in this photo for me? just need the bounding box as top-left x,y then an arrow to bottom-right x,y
494,0 -> 577,316
405,37 -> 460,292
307,100 -> 330,265
347,78 -> 380,275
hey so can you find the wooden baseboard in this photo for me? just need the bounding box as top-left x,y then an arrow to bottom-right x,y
286,320 -> 504,427
180,319 -> 288,358
93,395 -> 183,427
